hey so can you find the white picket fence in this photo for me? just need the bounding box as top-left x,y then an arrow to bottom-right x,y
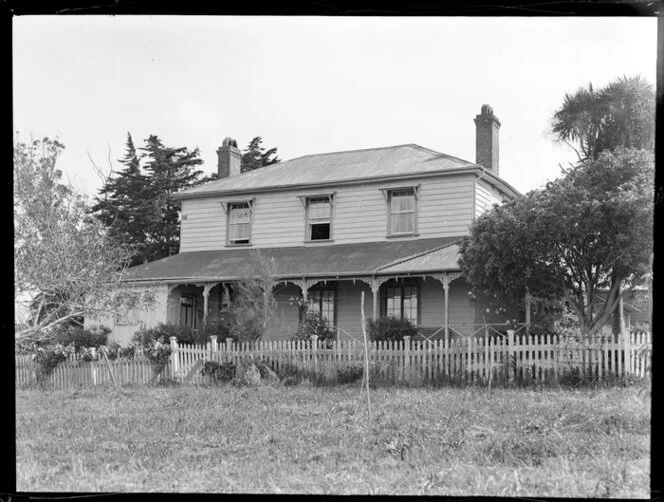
15,352 -> 166,389
16,329 -> 651,389
170,329 -> 652,386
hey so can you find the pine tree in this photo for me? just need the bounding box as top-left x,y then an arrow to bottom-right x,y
241,136 -> 281,172
92,133 -> 205,266
92,133 -> 150,266
140,135 -> 204,263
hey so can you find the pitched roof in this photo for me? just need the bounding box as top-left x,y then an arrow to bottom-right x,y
176,144 -> 479,198
122,236 -> 463,283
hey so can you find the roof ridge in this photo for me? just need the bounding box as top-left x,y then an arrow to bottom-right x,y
180,144 -> 427,195
374,239 -> 461,272
294,143 -> 420,159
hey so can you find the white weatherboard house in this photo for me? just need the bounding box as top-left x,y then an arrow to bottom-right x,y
100,105 -> 519,344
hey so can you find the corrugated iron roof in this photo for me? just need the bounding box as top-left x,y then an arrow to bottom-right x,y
176,144 -> 479,198
376,241 -> 461,274
122,236 -> 463,283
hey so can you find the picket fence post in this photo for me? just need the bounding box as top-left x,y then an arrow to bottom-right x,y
312,335 -> 319,374
403,335 -> 411,381
507,330 -> 515,381
226,337 -> 234,365
90,347 -> 98,386
169,337 -> 179,379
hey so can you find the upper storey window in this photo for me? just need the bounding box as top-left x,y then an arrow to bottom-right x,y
227,201 -> 252,245
387,187 -> 418,235
307,196 -> 332,240
299,193 -> 334,242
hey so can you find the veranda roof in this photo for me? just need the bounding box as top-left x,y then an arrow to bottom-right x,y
122,236 -> 463,284
376,241 -> 461,274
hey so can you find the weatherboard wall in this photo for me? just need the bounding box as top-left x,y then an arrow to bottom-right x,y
474,178 -> 505,218
179,173 -> 476,251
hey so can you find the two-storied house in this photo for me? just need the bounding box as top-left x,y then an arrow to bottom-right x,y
104,105 -> 519,344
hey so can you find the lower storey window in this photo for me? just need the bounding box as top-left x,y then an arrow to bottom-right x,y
308,288 -> 335,325
383,282 -> 419,324
180,296 -> 197,328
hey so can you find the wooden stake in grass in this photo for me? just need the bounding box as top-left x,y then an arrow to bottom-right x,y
100,346 -> 118,388
360,291 -> 372,423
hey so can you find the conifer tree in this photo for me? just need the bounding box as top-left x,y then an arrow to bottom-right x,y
139,135 -> 204,263
92,134 -> 204,266
92,133 -> 150,265
241,136 -> 281,172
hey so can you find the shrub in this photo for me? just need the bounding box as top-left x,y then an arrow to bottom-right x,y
132,323 -> 200,346
201,361 -> 236,383
144,340 -> 172,377
118,344 -> 137,359
52,325 -> 111,350
131,325 -> 174,377
33,343 -> 75,385
99,341 -> 137,360
79,346 -> 97,362
100,341 -> 119,360
337,363 -> 364,384
367,316 -> 418,342
197,316 -> 236,343
290,308 -> 336,345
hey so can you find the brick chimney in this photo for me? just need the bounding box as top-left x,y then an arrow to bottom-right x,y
474,104 -> 500,176
217,137 -> 242,178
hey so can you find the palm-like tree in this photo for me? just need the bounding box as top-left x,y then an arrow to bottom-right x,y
551,75 -> 655,161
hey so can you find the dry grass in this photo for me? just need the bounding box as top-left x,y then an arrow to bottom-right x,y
16,383 -> 650,496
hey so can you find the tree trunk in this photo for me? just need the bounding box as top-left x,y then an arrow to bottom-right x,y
612,283 -> 622,337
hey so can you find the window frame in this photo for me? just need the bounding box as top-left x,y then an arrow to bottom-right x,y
380,278 -> 421,325
305,284 -> 337,327
180,295 -> 198,328
381,185 -> 420,237
299,192 -> 335,243
225,199 -> 254,247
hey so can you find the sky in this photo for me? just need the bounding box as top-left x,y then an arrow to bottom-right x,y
13,16 -> 658,196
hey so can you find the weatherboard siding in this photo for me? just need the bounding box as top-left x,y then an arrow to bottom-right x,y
419,277 -> 475,330
475,178 -> 502,218
179,174 -> 476,251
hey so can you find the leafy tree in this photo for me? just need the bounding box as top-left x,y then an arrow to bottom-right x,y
92,134 -> 205,265
226,251 -> 280,341
459,148 -> 654,340
241,136 -> 281,173
14,137 -> 150,343
551,75 -> 655,161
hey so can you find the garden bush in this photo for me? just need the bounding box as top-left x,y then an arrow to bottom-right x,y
197,316 -> 236,343
32,343 -> 75,385
201,361 -> 236,383
132,323 -> 201,346
52,325 -> 111,350
290,308 -> 336,345
367,316 -> 418,342
100,341 -> 137,360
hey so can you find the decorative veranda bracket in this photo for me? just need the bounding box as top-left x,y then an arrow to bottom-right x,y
431,272 -> 463,290
290,278 -> 325,301
356,276 -> 393,293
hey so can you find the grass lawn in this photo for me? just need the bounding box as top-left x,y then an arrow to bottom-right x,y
16,382 -> 650,496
